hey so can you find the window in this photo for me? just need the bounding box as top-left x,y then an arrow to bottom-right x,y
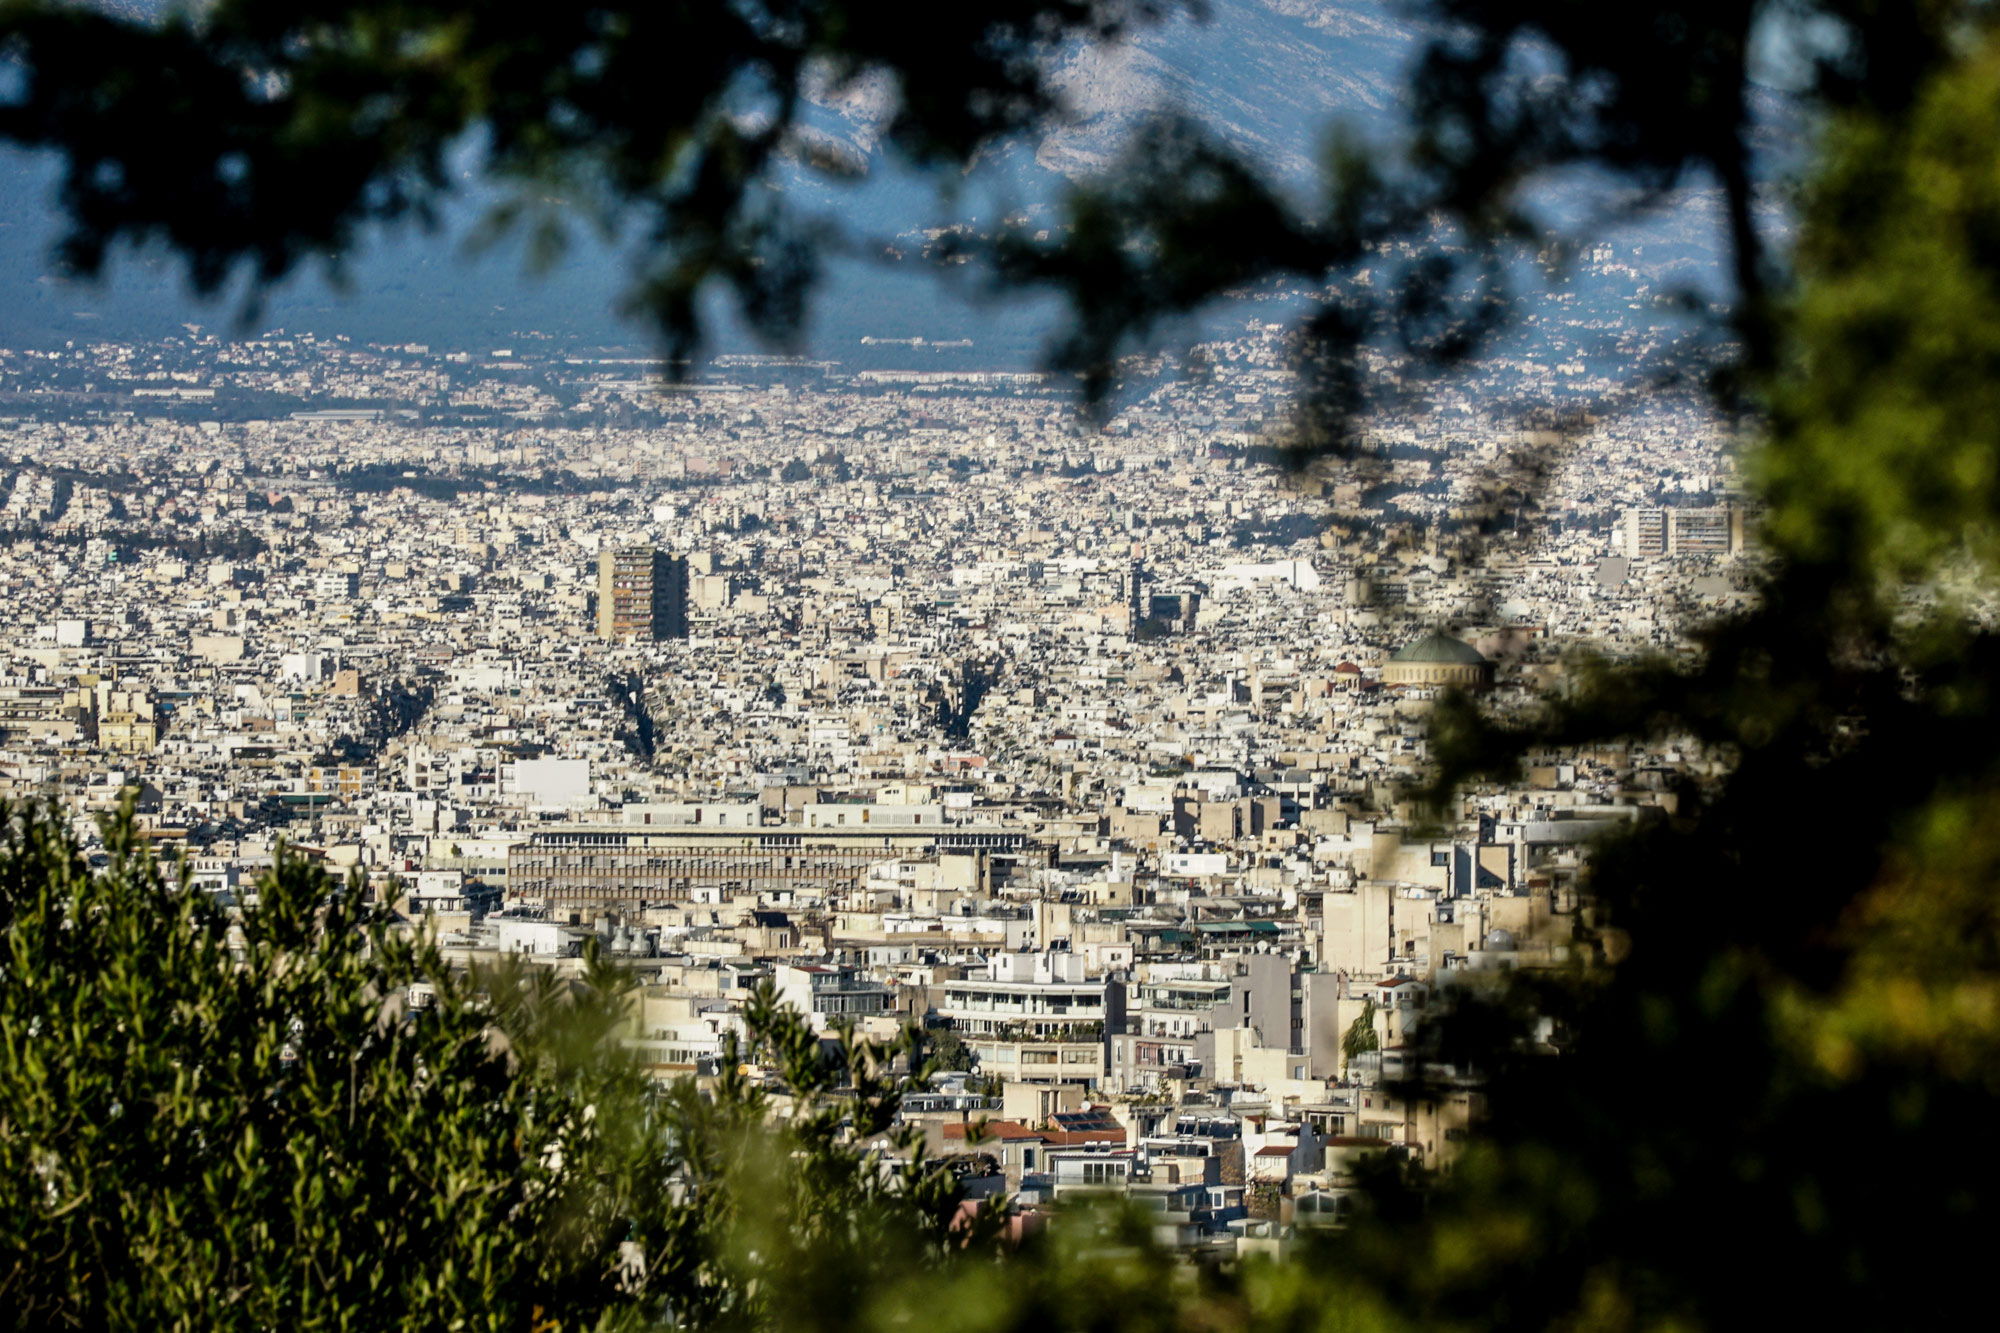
1431,848 -> 1448,867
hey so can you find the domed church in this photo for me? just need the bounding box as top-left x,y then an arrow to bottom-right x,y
1382,630 -> 1494,690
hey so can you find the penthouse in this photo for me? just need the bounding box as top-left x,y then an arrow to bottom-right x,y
938,951 -> 1126,1089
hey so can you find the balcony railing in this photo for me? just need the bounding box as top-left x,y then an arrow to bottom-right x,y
972,1020 -> 1104,1044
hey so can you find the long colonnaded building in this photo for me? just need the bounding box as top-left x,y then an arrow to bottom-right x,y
507,817 -> 1040,918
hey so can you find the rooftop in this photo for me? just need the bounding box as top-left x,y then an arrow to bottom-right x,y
1389,631 -> 1487,665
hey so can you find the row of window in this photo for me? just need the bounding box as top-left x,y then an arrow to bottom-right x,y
981,1046 -> 1100,1066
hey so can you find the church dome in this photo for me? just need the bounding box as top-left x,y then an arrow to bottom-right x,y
1390,631 -> 1487,665
1382,630 -> 1493,690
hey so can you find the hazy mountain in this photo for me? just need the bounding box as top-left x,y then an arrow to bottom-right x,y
0,1 -> 1735,363
1033,0 -> 1411,182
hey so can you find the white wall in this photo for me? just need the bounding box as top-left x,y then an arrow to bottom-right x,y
507,758 -> 593,809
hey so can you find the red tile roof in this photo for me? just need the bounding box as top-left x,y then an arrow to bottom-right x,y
942,1120 -> 1045,1143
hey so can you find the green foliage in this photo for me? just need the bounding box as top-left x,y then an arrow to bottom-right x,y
925,1024 -> 977,1073
1766,26 -> 2000,586
0,795 -> 620,1329
1342,996 -> 1379,1070
0,796 -> 985,1332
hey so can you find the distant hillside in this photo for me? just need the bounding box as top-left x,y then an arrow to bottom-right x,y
0,1 -> 1735,364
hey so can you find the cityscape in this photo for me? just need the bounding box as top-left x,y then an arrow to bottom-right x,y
8,2 -> 1988,1323
0,296 -> 1751,1251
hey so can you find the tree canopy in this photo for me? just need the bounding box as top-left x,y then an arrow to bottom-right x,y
0,796 -> 987,1331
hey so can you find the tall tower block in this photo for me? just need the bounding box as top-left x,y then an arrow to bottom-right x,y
597,547 -> 689,641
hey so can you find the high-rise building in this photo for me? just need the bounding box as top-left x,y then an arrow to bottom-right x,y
1670,506 -> 1741,555
596,547 -> 688,641
1622,507 -> 1670,557
1620,505 -> 1746,559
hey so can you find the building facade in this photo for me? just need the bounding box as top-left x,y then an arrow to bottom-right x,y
506,822 -> 1037,915
938,951 -> 1125,1088
1620,505 -> 1746,558
596,546 -> 689,641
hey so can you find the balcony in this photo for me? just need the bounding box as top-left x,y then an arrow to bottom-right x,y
969,1020 -> 1104,1044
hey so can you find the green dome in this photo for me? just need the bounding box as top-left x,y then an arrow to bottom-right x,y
1390,631 -> 1487,665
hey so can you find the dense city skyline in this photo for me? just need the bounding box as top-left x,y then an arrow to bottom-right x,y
0,299 -> 1752,1238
